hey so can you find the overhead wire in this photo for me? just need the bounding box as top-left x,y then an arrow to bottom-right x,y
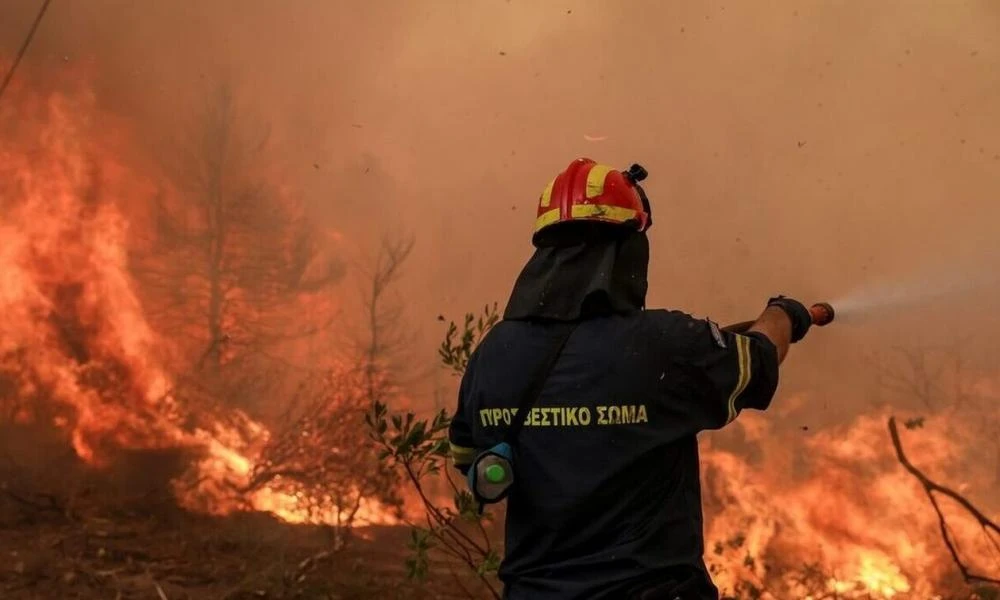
0,0 -> 54,105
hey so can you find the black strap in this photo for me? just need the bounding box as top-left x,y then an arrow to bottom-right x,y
503,323 -> 578,445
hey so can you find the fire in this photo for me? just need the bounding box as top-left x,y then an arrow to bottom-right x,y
701,403 -> 999,598
3,64 -> 998,596
836,553 -> 909,597
0,69 -> 398,527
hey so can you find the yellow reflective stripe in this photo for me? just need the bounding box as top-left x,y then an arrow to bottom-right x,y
585,164 -> 614,198
535,204 -> 638,232
534,207 -> 561,231
725,335 -> 752,423
449,442 -> 476,465
570,204 -> 637,222
539,178 -> 556,208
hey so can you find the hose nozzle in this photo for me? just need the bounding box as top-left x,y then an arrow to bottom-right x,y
809,302 -> 835,327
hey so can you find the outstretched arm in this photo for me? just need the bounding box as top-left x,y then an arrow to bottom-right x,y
658,298 -> 811,431
723,297 -> 813,364
746,306 -> 793,363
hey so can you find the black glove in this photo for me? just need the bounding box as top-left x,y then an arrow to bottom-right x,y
767,295 -> 811,343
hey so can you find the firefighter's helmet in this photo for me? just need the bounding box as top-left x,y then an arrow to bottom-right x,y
533,158 -> 652,244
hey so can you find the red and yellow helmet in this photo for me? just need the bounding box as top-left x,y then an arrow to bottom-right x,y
533,158 -> 652,243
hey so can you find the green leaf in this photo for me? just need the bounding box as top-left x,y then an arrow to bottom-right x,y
476,550 -> 501,576
431,438 -> 449,456
405,556 -> 429,581
437,303 -> 499,375
397,422 -> 427,455
454,489 -> 482,522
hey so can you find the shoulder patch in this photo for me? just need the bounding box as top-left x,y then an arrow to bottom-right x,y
706,319 -> 727,348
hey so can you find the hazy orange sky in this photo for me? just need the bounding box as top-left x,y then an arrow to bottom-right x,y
3,0 -> 999,419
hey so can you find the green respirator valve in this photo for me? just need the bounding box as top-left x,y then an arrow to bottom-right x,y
484,463 -> 507,484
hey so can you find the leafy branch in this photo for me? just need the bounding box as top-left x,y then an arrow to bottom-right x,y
438,303 -> 499,376
365,304 -> 501,599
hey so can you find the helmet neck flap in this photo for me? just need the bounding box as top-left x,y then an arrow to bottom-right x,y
504,221 -> 649,322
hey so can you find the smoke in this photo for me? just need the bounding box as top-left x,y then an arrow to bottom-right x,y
4,0 -> 1000,445
3,1 -> 1000,592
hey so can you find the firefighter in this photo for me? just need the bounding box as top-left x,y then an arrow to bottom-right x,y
448,158 -> 814,600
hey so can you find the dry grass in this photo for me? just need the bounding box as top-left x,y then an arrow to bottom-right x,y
0,499 -> 480,600
0,436 -> 483,600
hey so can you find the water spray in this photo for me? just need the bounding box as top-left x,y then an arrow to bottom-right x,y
825,243 -> 1000,322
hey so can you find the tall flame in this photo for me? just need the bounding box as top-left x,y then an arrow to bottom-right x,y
0,70 -> 397,528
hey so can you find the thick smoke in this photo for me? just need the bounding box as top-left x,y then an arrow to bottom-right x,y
3,0 -> 999,451
4,0 -> 1000,593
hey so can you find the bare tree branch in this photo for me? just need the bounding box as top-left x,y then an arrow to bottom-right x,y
129,80 -> 344,418
887,416 -> 1000,585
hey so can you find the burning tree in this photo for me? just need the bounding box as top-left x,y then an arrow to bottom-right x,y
242,236 -> 417,540
122,80 -> 405,533
242,364 -> 402,536
0,69 -> 402,540
133,82 -> 343,412
354,234 -> 418,390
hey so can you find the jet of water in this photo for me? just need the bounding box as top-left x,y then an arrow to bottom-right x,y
831,252 -> 1000,322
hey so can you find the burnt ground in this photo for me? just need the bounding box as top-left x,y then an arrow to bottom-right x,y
0,499 -> 495,600
0,437 -> 499,600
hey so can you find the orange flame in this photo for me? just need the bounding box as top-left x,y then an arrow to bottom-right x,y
3,65 -> 998,597
0,68 -> 397,528
701,403 -> 999,598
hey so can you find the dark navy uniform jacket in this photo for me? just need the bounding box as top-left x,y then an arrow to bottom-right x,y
448,309 -> 779,600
